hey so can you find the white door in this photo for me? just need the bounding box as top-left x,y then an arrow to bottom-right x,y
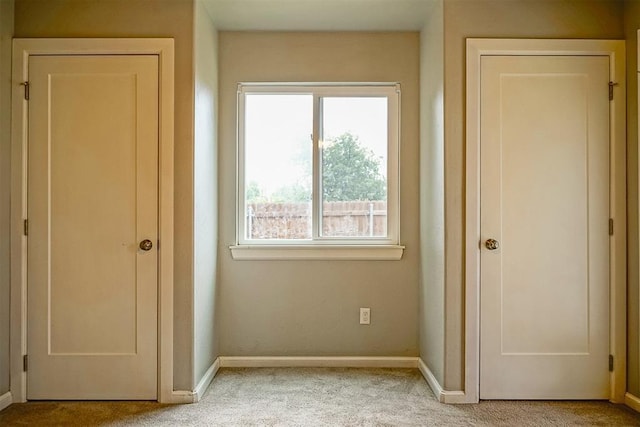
480,56 -> 610,399
27,55 -> 159,399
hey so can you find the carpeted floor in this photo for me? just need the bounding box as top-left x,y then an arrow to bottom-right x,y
1,368 -> 640,426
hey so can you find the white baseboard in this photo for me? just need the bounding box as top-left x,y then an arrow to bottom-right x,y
171,390 -> 197,404
625,392 -> 640,413
170,358 -> 221,404
418,358 -> 446,402
0,391 -> 12,412
418,358 -> 469,404
218,356 -> 419,369
193,357 -> 220,402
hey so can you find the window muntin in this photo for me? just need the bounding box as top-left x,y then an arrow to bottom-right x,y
237,83 -> 400,246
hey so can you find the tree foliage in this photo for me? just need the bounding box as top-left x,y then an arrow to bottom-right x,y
246,180 -> 311,203
246,181 -> 266,203
271,182 -> 311,203
322,132 -> 386,202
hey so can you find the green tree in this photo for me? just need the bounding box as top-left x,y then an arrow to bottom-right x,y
322,132 -> 386,201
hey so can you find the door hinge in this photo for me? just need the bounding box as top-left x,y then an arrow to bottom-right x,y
23,219 -> 28,236
609,218 -> 614,236
609,354 -> 614,372
609,82 -> 618,101
20,81 -> 29,100
23,354 -> 28,372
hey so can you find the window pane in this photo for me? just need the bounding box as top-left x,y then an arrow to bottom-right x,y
245,94 -> 313,240
321,97 -> 388,238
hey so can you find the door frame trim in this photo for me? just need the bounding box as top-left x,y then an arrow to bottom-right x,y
10,38 -> 175,403
465,38 -> 626,403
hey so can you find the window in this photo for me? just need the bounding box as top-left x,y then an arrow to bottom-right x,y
232,83 -> 403,260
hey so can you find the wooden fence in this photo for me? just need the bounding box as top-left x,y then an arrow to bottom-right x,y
246,201 -> 387,239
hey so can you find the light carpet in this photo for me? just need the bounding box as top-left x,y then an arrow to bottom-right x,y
1,368 -> 639,426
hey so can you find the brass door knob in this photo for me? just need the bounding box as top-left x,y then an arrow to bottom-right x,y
139,239 -> 153,251
485,239 -> 499,250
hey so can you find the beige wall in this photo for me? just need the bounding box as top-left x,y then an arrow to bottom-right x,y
625,0 -> 640,398
0,0 -> 14,396
442,0 -> 624,390
419,0 -> 445,385
218,32 -> 420,356
193,1 -> 219,385
13,0 -> 196,390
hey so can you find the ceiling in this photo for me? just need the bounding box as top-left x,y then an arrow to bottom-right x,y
201,0 -> 437,31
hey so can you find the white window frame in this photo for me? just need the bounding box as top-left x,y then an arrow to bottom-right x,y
231,83 -> 404,260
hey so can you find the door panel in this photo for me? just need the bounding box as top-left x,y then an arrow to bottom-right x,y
480,56 -> 610,399
27,55 -> 158,399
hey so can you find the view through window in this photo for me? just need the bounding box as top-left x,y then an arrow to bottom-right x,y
239,84 -> 399,245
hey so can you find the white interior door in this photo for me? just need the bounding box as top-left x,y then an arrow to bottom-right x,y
480,55 -> 610,399
27,55 -> 159,399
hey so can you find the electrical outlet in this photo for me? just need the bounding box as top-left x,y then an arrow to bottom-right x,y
360,308 -> 371,325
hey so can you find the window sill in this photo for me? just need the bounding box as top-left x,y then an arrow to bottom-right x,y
229,245 -> 405,261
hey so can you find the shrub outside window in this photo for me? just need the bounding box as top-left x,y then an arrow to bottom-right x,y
234,83 -> 401,258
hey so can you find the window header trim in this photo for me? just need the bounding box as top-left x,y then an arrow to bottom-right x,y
238,82 -> 401,90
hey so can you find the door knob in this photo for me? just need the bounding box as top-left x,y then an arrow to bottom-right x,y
485,238 -> 499,250
139,239 -> 153,251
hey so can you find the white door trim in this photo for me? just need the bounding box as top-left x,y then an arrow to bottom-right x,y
465,38 -> 626,403
10,38 -> 175,403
